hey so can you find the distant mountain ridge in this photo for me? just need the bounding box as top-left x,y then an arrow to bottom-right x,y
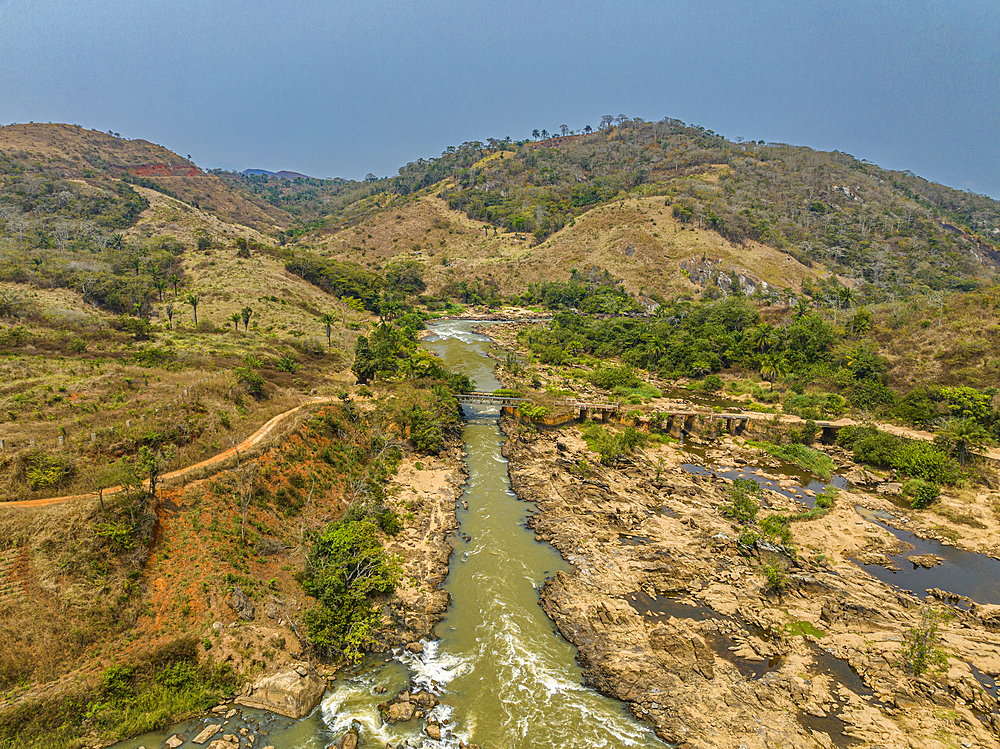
243,168 -> 314,180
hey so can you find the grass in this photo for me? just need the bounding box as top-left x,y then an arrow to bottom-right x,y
0,639 -> 237,749
785,620 -> 826,638
747,440 -> 835,480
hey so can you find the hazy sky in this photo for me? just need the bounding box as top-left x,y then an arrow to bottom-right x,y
2,0 -> 998,197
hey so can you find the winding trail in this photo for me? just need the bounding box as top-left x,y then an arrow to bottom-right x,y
2,397 -> 337,509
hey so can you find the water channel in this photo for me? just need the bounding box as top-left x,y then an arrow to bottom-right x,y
119,320 -> 666,749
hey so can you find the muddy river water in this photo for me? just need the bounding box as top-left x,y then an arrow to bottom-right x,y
118,320 -> 665,748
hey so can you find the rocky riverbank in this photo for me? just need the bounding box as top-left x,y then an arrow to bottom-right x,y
377,438 -> 468,649
501,417 -> 1000,749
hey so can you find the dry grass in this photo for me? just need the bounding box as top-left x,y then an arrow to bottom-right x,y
311,192 -> 823,299
0,123 -> 291,232
870,288 -> 1000,389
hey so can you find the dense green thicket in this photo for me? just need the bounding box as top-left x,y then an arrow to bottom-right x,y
837,425 -> 961,486
512,267 -> 643,314
303,519 -> 402,662
284,254 -> 427,315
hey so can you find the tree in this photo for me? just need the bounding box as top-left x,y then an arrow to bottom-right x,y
231,441 -> 258,543
302,519 -> 402,661
320,312 -> 337,348
560,124 -> 569,136
532,129 -> 540,139
165,303 -> 173,329
540,129 -> 549,139
230,312 -> 241,331
184,291 -> 200,327
196,235 -> 211,253
760,353 -> 787,391
185,292 -> 199,325
934,417 -> 990,465
584,124 -> 593,134
902,605 -> 950,675
600,114 -> 614,131
240,306 -> 253,331
136,446 -> 173,511
793,298 -> 810,319
168,273 -> 181,295
153,277 -> 167,302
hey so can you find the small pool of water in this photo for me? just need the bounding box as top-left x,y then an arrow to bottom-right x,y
854,506 -> 1000,605
680,462 -> 844,509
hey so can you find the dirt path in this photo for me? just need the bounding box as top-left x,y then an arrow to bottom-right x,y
2,397 -> 337,509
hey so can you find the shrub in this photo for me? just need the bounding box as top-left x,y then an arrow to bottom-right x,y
902,478 -> 940,509
234,367 -> 266,400
760,514 -> 792,544
702,374 -> 723,392
587,365 -> 640,390
760,441 -> 834,479
275,355 -> 299,373
761,562 -> 788,592
720,478 -> 760,525
902,605 -> 950,675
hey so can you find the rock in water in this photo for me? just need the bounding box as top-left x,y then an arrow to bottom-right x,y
334,729 -> 359,749
228,585 -> 255,621
236,666 -> 326,718
386,700 -> 416,722
907,554 -> 944,569
191,723 -> 222,744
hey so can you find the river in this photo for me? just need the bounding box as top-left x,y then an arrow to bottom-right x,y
118,320 -> 665,749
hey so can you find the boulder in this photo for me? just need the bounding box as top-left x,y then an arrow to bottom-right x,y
229,585 -> 255,621
908,554 -> 944,569
426,723 -> 441,740
385,700 -> 416,722
236,666 -> 326,719
191,723 -> 222,744
333,729 -> 359,749
165,736 -> 184,749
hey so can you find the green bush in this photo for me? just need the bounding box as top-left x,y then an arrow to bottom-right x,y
303,520 -> 402,662
720,478 -> 760,525
234,367 -> 267,399
759,441 -> 834,479
702,374 -> 723,392
761,562 -> 788,592
838,425 -> 961,485
760,514 -> 792,544
275,355 -> 299,373
587,365 -> 640,390
902,478 -> 940,509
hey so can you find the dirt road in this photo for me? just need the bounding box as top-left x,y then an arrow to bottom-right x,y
2,397 -> 337,509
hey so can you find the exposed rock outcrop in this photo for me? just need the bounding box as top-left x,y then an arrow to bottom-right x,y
236,665 -> 325,719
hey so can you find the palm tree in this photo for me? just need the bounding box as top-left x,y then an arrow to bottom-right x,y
168,274 -> 181,296
165,303 -> 173,329
760,354 -> 787,392
749,324 -> 773,353
320,312 -> 337,348
793,298 -> 810,319
934,417 -> 990,465
153,277 -> 167,302
185,292 -> 199,326
230,312 -> 241,331
240,306 -> 252,331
